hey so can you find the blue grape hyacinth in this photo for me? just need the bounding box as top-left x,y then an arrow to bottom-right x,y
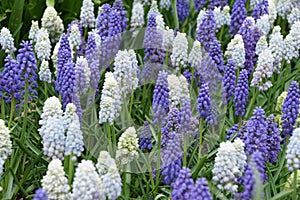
234,69 -> 249,117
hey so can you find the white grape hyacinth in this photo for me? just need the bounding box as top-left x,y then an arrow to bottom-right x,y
0,27 -> 16,54
130,1 -> 145,37
225,34 -> 245,69
39,60 -> 52,83
29,20 -> 40,42
162,27 -> 174,52
286,128 -> 300,171
287,7 -> 300,25
269,26 -> 285,71
35,28 -> 52,61
255,35 -> 268,56
256,15 -> 271,36
213,6 -> 231,30
80,0 -> 95,28
171,32 -> 188,69
68,23 -> 81,50
188,40 -> 202,68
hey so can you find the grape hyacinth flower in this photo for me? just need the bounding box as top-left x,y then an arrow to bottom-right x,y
196,9 -> 207,34
41,159 -> 70,199
74,56 -> 90,95
80,0 -> 95,28
196,10 -> 216,52
116,127 -> 139,165
197,81 -> 212,120
160,0 -> 171,10
97,151 -> 118,175
238,17 -> 261,75
234,69 -> 249,117
188,40 -> 202,68
208,0 -> 228,9
0,27 -> 16,53
35,28 -> 51,61
59,61 -> 76,109
252,0 -> 269,20
98,72 -> 122,125
286,128 -> 300,171
287,7 -> 300,25
276,91 -> 288,112
41,116 -> 66,160
281,81 -> 300,137
33,189 -> 48,200
63,102 -> 78,129
41,7 -> 64,43
269,26 -> 285,71
161,132 -> 183,184
179,97 -> 192,135
51,42 -> 60,74
0,120 -> 12,183
130,1 -> 145,37
209,38 -> 224,72
230,0 -> 247,36
139,121 -> 152,150
85,32 -> 100,89
251,48 -> 274,91
225,34 -> 245,69
112,0 -> 128,32
194,0 -> 206,12
255,35 -> 268,56
256,15 -> 271,36
222,59 -> 236,104
276,0 -> 299,19
0,56 -> 22,103
167,74 -> 190,107
213,6 -> 231,30
71,160 -> 103,200
284,21 -> 300,63
29,21 -> 39,42
55,34 -> 72,93
65,115 -> 84,160
152,71 -> 170,125
113,49 -> 139,96
266,115 -> 282,163
162,27 -> 174,52
212,138 -> 247,193
171,167 -> 195,199
16,41 -> 38,101
39,60 -> 52,83
161,107 -> 181,147
68,23 -> 82,51
171,32 -> 188,69
194,178 -> 212,199
177,0 -> 190,24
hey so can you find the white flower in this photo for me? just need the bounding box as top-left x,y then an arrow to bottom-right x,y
188,40 -> 202,68
276,0 -> 298,19
225,34 -> 245,68
160,0 -> 171,10
68,24 -> 81,50
75,56 -> 90,95
63,103 -> 78,129
286,128 -> 300,171
284,21 -> 300,63
130,1 -> 145,37
287,7 -> 300,25
196,8 -> 207,32
101,172 -> 122,200
29,21 -> 40,42
162,27 -> 174,52
256,15 -> 271,35
167,74 -> 190,106
39,60 -> 52,83
251,48 -> 275,91
96,151 -> 118,175
268,0 -> 277,25
113,49 -> 139,95
255,35 -> 268,56
212,138 -> 246,194
213,6 -> 231,30
0,119 -> 12,183
269,26 -> 285,71
71,160 -> 103,200
35,28 -> 52,60
41,6 -> 64,43
51,41 -> 60,75
171,32 -> 188,68
116,127 -> 139,165
99,72 -> 122,125
42,159 -> 70,200
0,27 -> 16,53
250,0 -> 260,10
80,0 -> 95,28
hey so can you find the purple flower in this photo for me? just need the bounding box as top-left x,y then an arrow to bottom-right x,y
16,41 -> 38,102
183,69 -> 192,87
209,38 -> 224,72
179,97 -> 192,134
161,132 -> 183,185
193,177 -> 212,200
85,33 -> 100,89
222,59 -> 236,104
171,167 -> 195,200
60,61 -> 76,110
226,124 -> 239,140
196,10 -> 216,52
56,34 -> 72,93
197,81 -> 212,120
234,69 -> 249,117
161,107 -> 181,147
33,189 -> 48,200
177,0 -> 190,25
112,0 -> 128,32
281,81 -> 300,137
208,0 -> 228,9
230,0 -> 247,36
0,56 -> 22,103
152,71 -> 170,125
252,0 -> 269,20
266,115 -> 282,163
139,121 -> 152,150
194,0 -> 206,12
238,18 -> 260,75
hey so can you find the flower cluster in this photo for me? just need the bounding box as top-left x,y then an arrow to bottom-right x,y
213,6 -> 231,30
161,107 -> 181,147
29,21 -> 39,42
284,21 -> 300,63
74,56 -> 90,95
139,121 -> 152,150
35,28 -> 52,61
68,23 -> 82,51
177,0 -> 190,24
222,59 -> 236,104
130,1 -> 145,36
33,189 -> 48,200
286,128 -> 300,171
0,120 -> 12,183
197,81 -> 212,120
225,34 -> 245,69
171,32 -> 188,68
255,35 -> 268,56
234,70 -> 249,117
230,0 -> 246,36
167,74 -> 189,107
188,40 -> 202,68
0,27 -> 16,53
39,60 -> 52,83
80,0 -> 95,28
269,26 -> 286,69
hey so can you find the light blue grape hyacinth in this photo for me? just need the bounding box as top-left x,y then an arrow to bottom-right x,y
68,23 -> 81,51
29,21 -> 39,42
269,26 -> 285,71
39,60 -> 52,83
74,56 -> 90,95
225,34 -> 245,69
188,40 -> 202,68
130,0 -> 145,37
80,0 -> 95,28
171,32 -> 188,69
35,28 -> 52,61
41,159 -> 70,199
286,128 -> 300,171
0,27 -> 16,54
71,160 -> 103,200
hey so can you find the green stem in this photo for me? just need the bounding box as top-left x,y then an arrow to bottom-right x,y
105,122 -> 113,155
172,0 -> 179,28
21,80 -> 29,140
8,97 -> 15,129
129,90 -> 134,115
156,129 -> 162,186
183,133 -> 187,167
292,169 -> 298,200
147,153 -> 155,189
68,155 -> 74,185
238,117 -> 243,129
198,118 -> 204,162
1,98 -> 5,119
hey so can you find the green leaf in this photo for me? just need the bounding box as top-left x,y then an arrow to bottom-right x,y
270,189 -> 293,200
8,0 -> 24,44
